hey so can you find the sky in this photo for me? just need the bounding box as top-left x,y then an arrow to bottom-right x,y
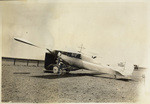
1,1 -> 149,67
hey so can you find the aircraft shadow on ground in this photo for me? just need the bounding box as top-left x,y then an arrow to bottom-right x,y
31,73 -> 134,82
13,72 -> 31,74
31,73 -> 101,79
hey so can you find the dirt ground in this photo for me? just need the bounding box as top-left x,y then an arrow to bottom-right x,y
2,64 -> 145,103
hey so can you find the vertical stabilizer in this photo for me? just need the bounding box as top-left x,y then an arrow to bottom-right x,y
117,62 -> 134,77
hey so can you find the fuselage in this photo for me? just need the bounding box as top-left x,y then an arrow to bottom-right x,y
59,53 -> 117,75
59,52 -> 134,78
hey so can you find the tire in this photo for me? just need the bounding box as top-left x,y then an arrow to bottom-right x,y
53,66 -> 59,74
59,68 -> 67,75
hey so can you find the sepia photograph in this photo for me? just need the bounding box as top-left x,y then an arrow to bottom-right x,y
1,0 -> 150,103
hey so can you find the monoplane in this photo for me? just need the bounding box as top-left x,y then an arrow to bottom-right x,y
14,37 -> 134,79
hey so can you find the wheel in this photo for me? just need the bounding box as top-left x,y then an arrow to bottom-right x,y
59,68 -> 67,75
53,66 -> 59,74
53,66 -> 67,75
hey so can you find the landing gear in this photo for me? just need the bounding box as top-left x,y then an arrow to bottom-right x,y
53,66 -> 69,75
59,68 -> 67,75
52,57 -> 70,75
53,66 -> 59,74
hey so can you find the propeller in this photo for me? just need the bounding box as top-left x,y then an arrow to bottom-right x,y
14,37 -> 52,53
14,37 -> 39,47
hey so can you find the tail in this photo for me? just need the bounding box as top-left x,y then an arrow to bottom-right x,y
116,62 -> 134,78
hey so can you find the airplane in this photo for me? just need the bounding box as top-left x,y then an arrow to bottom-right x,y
14,37 -> 135,79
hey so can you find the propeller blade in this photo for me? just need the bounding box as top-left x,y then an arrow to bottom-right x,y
14,37 -> 39,48
14,37 -> 53,53
46,48 -> 52,53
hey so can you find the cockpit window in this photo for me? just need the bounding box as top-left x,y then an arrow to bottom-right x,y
60,51 -> 81,59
